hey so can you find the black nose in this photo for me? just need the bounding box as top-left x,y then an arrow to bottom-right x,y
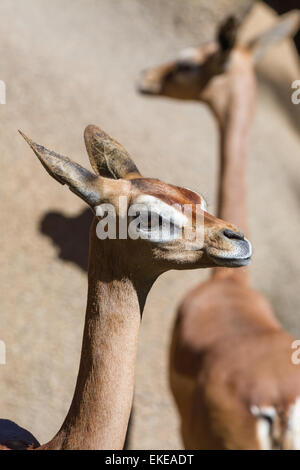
222,229 -> 245,241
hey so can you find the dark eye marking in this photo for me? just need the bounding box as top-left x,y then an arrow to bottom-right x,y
135,211 -> 165,231
176,62 -> 201,74
177,63 -> 194,72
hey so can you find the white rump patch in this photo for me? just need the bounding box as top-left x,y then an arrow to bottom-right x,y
251,405 -> 276,450
183,186 -> 207,212
251,399 -> 300,450
286,397 -> 300,450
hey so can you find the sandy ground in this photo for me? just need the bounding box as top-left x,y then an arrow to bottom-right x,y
0,0 -> 299,449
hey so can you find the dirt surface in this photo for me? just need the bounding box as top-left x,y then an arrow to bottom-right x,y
0,0 -> 299,449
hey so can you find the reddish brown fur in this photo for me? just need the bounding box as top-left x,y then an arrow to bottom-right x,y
171,278 -> 300,449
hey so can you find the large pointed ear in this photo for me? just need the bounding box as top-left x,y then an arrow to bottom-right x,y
19,131 -> 104,209
84,125 -> 142,180
247,10 -> 300,63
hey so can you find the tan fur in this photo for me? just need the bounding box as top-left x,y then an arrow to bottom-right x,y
139,12 -> 300,449
1,124 -> 251,450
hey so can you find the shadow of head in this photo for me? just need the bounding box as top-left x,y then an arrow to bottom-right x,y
40,208 -> 93,272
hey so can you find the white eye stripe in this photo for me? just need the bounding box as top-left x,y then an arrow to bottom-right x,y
132,195 -> 188,228
178,47 -> 199,61
200,197 -> 208,212
130,195 -> 189,243
129,212 -> 182,243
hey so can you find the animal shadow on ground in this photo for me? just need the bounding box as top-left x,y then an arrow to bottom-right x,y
40,208 -> 93,272
40,208 -> 133,449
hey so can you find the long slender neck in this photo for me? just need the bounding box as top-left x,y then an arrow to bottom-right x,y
42,219 -> 154,450
212,72 -> 256,283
